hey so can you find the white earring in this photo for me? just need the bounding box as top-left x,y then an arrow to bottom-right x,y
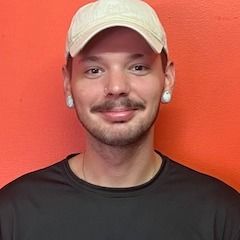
161,90 -> 172,103
66,95 -> 74,108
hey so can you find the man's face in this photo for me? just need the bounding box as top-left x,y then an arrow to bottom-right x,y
64,27 -> 172,146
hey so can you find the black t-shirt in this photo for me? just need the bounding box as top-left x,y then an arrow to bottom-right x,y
0,153 -> 239,240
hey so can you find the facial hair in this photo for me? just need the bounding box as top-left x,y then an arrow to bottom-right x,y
76,97 -> 160,147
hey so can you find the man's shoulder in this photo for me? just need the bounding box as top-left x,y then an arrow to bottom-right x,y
0,157 -> 68,206
160,154 -> 240,239
162,154 -> 240,205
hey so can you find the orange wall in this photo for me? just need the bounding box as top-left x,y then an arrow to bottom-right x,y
0,0 -> 240,191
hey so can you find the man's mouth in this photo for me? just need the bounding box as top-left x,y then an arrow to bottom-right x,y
90,98 -> 145,123
98,107 -> 138,123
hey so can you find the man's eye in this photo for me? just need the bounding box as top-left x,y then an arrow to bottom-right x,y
130,64 -> 150,75
134,65 -> 146,71
84,67 -> 104,78
86,68 -> 100,74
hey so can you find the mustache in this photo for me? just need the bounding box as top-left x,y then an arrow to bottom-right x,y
90,97 -> 146,112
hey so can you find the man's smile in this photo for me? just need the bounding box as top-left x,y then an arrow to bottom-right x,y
98,107 -> 137,123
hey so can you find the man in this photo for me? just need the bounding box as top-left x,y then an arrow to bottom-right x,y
0,0 -> 239,239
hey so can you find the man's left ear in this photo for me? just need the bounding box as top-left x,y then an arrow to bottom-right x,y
161,61 -> 175,103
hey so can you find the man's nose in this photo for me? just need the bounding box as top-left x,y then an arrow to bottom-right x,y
104,70 -> 130,97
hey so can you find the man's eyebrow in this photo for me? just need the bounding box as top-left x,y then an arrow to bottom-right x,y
127,53 -> 145,61
79,55 -> 103,62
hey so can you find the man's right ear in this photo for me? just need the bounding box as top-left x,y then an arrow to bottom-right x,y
62,65 -> 71,95
62,65 -> 74,108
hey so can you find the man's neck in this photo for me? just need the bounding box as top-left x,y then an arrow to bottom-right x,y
69,130 -> 162,188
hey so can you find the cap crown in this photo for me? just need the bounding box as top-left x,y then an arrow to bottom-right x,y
66,0 -> 168,57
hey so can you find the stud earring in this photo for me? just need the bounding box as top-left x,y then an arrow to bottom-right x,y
66,95 -> 74,108
161,90 -> 172,103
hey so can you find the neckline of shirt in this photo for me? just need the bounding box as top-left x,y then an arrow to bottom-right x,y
63,151 -> 169,198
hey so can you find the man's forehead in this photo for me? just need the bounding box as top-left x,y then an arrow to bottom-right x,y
77,53 -> 154,63
78,27 -> 155,56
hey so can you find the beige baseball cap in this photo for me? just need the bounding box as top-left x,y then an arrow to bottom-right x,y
66,0 -> 168,58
